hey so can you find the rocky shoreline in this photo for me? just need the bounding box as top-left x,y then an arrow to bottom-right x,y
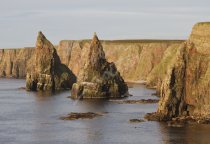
2,22 -> 210,126
144,113 -> 210,127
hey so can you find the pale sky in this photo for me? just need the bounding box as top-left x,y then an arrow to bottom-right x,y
1,0 -> 210,48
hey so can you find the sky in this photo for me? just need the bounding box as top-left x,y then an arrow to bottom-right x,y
1,0 -> 210,48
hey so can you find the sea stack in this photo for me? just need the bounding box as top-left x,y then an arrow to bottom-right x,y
71,33 -> 128,99
26,31 -> 76,91
145,22 -> 210,121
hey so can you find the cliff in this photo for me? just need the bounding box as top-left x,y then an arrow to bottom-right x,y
56,40 -> 183,83
0,40 -> 183,83
146,22 -> 210,121
0,48 -> 34,78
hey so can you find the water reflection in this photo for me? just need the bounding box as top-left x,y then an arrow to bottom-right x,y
75,99 -> 109,112
1,79 -> 210,144
158,123 -> 210,144
33,90 -> 67,101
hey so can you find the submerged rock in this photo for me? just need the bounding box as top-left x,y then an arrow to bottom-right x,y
26,31 -> 76,91
60,112 -> 103,120
109,99 -> 159,104
129,119 -> 145,123
71,33 -> 128,99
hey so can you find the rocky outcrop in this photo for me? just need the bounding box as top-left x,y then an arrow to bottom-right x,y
71,33 -> 128,99
26,32 -> 76,91
146,22 -> 210,121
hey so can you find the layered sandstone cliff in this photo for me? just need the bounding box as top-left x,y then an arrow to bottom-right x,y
26,32 -> 76,91
0,40 -> 182,84
56,40 -> 183,83
0,48 -> 34,78
146,22 -> 210,121
71,33 -> 128,99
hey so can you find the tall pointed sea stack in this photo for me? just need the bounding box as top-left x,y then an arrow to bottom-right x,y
26,31 -> 76,91
71,33 -> 128,98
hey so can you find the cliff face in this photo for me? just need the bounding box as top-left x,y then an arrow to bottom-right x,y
56,40 -> 183,82
0,48 -> 34,78
146,44 -> 181,91
26,32 -> 76,91
152,22 -> 210,120
0,39 -> 183,84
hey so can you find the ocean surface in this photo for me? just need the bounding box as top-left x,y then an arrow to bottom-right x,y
0,78 -> 210,144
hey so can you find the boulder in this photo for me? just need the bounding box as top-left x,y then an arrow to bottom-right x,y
71,33 -> 128,99
26,31 -> 76,91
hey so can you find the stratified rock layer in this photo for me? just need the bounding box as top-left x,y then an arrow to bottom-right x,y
71,34 -> 128,98
147,22 -> 210,121
26,32 -> 76,91
0,48 -> 34,78
57,40 -> 182,83
0,40 -> 182,84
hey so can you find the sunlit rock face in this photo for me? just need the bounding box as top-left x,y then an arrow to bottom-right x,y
71,33 -> 128,99
149,22 -> 210,121
57,39 -> 182,84
26,32 -> 76,91
0,38 -> 182,84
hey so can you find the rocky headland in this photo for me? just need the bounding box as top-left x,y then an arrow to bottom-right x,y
145,22 -> 210,124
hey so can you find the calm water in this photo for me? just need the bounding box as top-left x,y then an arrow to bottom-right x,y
0,79 -> 210,144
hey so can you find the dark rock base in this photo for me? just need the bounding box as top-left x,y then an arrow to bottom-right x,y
110,99 -> 159,104
144,112 -> 170,121
145,112 -> 210,126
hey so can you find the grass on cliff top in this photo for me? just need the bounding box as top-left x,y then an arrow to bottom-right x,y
60,39 -> 185,44
0,47 -> 35,51
195,22 -> 210,26
1,39 -> 184,50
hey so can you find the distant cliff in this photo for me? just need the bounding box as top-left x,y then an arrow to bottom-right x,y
0,48 -> 34,78
0,40 -> 183,83
56,40 -> 183,83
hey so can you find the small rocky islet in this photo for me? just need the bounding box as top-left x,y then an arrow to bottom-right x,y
60,112 -> 103,120
1,22 -> 210,125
